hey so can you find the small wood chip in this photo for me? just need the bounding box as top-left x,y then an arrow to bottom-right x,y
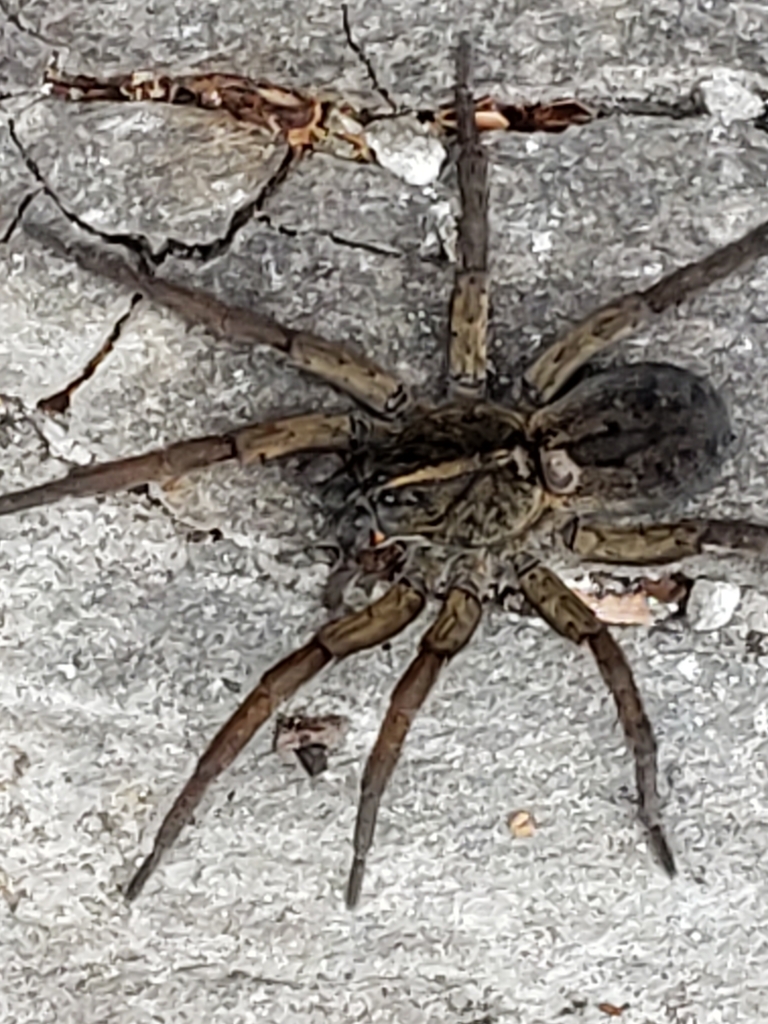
598,1002 -> 629,1017
508,809 -> 536,837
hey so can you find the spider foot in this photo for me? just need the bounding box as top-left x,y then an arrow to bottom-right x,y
345,857 -> 366,910
123,850 -> 158,902
646,821 -> 676,878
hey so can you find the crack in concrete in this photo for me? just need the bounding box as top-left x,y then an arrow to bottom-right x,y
341,4 -> 397,114
8,116 -> 302,269
1,187 -> 40,243
325,229 -> 406,259
7,121 -> 418,271
8,116 -> 422,270
596,91 -> 709,120
152,146 -> 298,266
8,116 -> 161,269
261,213 -> 408,261
37,293 -> 144,414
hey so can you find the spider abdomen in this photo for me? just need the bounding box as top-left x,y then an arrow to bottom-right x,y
529,361 -> 732,510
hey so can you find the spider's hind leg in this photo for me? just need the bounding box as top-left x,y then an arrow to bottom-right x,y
124,581 -> 426,900
346,585 -> 482,908
0,411 -> 358,517
515,555 -> 675,876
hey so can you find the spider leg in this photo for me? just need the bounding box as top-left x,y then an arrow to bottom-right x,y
564,517 -> 768,564
124,580 -> 426,900
525,218 -> 768,404
0,411 -> 357,517
447,36 -> 490,400
346,586 -> 482,908
23,222 -> 410,418
514,554 -> 675,876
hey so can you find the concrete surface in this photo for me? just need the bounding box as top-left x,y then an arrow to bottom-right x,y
2,2 -> 768,1022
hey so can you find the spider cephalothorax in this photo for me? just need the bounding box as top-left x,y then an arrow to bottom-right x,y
354,360 -> 731,555
3,38 -> 768,908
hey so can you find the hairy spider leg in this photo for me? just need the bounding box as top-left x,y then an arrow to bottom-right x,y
346,586 -> 482,908
515,555 -> 675,875
125,581 -> 426,900
525,218 -> 768,404
23,221 -> 411,418
0,412 -> 357,517
564,518 -> 768,563
447,36 -> 490,399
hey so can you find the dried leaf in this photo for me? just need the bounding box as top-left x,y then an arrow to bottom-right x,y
573,589 -> 653,627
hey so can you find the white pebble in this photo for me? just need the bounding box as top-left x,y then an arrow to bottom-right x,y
687,579 -> 740,632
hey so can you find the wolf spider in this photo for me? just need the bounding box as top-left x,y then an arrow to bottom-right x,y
4,39 -> 768,908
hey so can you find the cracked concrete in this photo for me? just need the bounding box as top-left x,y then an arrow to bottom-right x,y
341,3 -> 398,113
6,107 -> 295,265
36,292 -> 144,414
2,3 -> 768,1024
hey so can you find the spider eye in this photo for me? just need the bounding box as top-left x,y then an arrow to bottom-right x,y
380,488 -> 422,507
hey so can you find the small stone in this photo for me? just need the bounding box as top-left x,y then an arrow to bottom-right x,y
365,117 -> 446,187
698,68 -> 764,124
686,579 -> 740,632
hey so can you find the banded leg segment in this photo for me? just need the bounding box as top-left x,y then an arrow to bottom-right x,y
525,217 -> 768,404
447,37 -> 490,399
125,581 -> 426,900
516,556 -> 675,876
565,518 -> 768,564
24,223 -> 410,417
0,412 -> 355,517
346,587 -> 482,908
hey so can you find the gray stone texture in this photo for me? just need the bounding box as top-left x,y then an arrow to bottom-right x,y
2,2 -> 768,1022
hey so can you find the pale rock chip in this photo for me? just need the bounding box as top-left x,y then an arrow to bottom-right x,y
366,116 -> 446,187
686,579 -> 741,632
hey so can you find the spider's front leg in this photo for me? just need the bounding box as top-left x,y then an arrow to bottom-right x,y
514,554 -> 675,876
447,37 -> 490,400
0,412 -> 357,517
525,218 -> 768,404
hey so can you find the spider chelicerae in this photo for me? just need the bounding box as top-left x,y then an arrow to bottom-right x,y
4,39 -> 768,908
